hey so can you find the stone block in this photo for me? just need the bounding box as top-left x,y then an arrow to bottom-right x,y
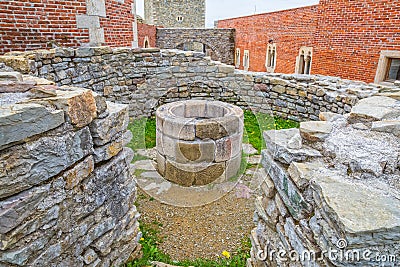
215,133 -> 242,162
300,121 -> 332,142
287,161 -> 324,191
261,150 -> 311,220
0,184 -> 50,234
165,160 -> 224,187
312,173 -> 400,244
0,56 -> 35,74
184,100 -> 206,118
163,116 -> 196,141
225,153 -> 242,180
89,28 -> 105,46
86,0 -> 106,17
156,152 -> 166,176
0,103 -> 64,150
76,15 -> 100,29
63,155 -> 95,189
93,130 -> 132,163
0,71 -> 23,81
263,129 -> 322,165
0,127 -> 93,198
176,139 -> 215,163
349,96 -> 400,122
89,101 -> 129,146
371,120 -> 400,137
28,87 -> 97,128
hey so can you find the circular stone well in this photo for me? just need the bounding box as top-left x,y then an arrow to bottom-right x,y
156,100 -> 244,187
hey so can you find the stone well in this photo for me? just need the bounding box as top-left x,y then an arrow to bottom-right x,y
156,100 -> 244,187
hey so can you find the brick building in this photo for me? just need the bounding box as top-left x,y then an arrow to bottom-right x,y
0,0 -> 138,54
217,0 -> 400,84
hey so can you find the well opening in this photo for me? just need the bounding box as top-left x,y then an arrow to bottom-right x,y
156,100 -> 244,187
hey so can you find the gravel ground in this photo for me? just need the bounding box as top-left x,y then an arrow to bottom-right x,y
136,186 -> 256,261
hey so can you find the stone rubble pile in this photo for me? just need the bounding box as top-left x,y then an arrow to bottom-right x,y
0,71 -> 140,266
250,94 -> 400,266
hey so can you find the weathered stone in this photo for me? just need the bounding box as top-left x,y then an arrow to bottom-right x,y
261,150 -> 311,220
371,120 -> 400,137
89,101 -> 129,145
83,248 -> 98,264
300,121 -> 333,141
0,79 -> 37,93
93,130 -> 132,163
288,161 -> 324,190
165,160 -> 225,186
349,96 -> 400,122
162,116 -> 196,141
319,111 -> 341,122
0,127 -> 93,198
225,153 -> 242,180
312,173 -> 400,242
196,119 -> 229,140
0,103 -> 64,150
176,139 -> 215,163
0,56 -> 35,73
377,90 -> 400,100
63,156 -> 95,189
323,125 -> 400,177
263,129 -> 322,165
27,87 -> 98,128
0,185 -> 50,234
215,134 -> 241,162
0,71 -> 22,81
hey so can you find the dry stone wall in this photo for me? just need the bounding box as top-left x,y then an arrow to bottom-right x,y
0,71 -> 140,266
250,95 -> 400,266
1,47 -> 396,122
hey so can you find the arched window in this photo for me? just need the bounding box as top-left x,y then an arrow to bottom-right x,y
144,36 -> 150,48
296,47 -> 313,74
235,48 -> 241,68
265,43 -> 277,73
243,50 -> 250,71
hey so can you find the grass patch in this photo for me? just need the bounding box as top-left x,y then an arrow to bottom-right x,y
127,117 -> 157,151
125,221 -> 251,267
243,110 -> 299,153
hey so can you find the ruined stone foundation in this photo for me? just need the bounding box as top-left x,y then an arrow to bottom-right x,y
0,71 -> 140,266
249,95 -> 400,267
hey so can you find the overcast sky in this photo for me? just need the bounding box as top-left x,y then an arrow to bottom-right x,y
136,0 -> 319,28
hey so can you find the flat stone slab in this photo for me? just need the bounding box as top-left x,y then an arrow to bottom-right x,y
26,87 -> 98,128
349,96 -> 400,122
371,120 -> 400,137
300,121 -> 332,141
0,103 -> 64,150
264,128 -> 322,165
312,174 -> 400,237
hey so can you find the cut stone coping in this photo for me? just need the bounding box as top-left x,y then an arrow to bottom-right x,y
156,100 -> 244,187
312,173 -> 400,239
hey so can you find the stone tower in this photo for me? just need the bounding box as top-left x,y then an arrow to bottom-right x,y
144,0 -> 205,28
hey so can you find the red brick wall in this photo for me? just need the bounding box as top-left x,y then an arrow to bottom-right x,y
217,6 -> 318,73
0,0 -> 89,54
0,0 -> 135,55
137,23 -> 158,48
312,0 -> 400,83
101,0 -> 134,47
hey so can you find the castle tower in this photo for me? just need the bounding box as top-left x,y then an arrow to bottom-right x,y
144,0 -> 205,28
